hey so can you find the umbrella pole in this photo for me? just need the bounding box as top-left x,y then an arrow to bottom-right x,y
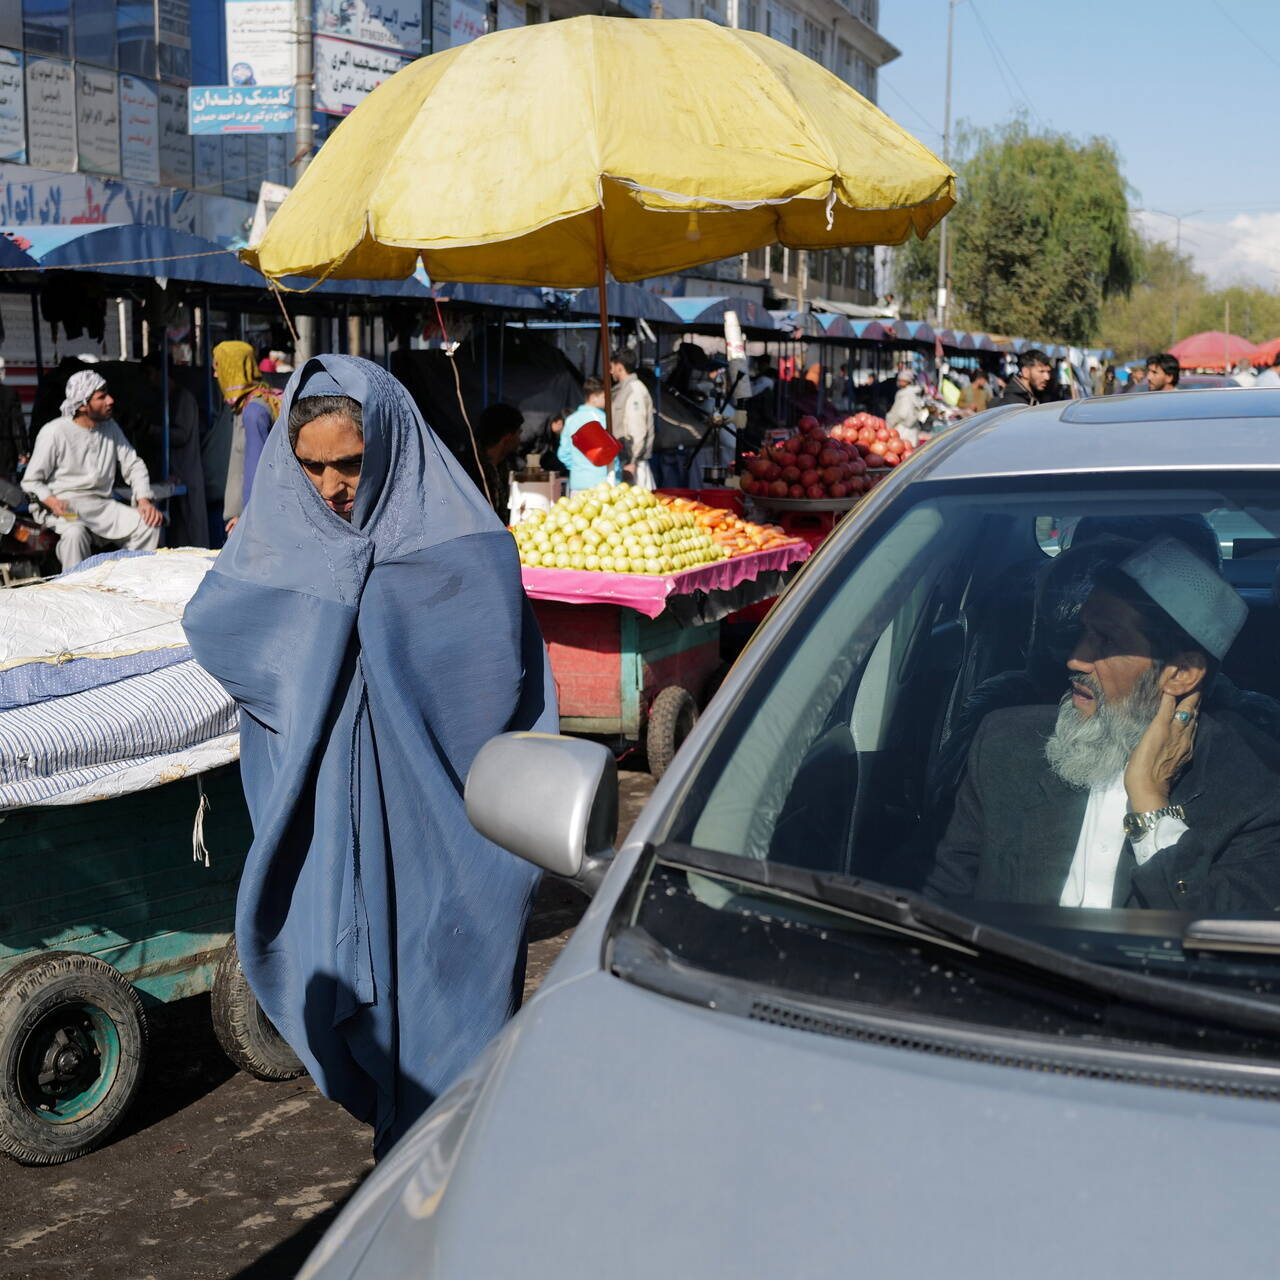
595,207 -> 614,437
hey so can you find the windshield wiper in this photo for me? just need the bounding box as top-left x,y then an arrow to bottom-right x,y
652,842 -> 1280,1039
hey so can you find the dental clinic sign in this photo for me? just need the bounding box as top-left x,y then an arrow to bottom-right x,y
188,85 -> 295,134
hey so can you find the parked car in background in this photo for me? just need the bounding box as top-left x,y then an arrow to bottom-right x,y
304,389 -> 1280,1280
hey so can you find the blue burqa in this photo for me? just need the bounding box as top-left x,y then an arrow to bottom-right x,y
183,355 -> 555,1154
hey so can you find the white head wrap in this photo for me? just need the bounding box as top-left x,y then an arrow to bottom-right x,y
61,370 -> 107,419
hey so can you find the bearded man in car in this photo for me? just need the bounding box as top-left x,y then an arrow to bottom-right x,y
926,537 -> 1280,914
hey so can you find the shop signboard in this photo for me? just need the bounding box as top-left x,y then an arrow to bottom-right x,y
120,75 -> 160,185
189,85 -> 295,134
76,65 -> 121,176
222,132 -> 249,200
313,0 -> 424,53
313,36 -> 412,114
225,0 -> 296,86
194,134 -> 222,193
25,59 -> 76,174
159,84 -> 194,188
450,0 -> 488,48
266,133 -> 291,185
0,49 -> 25,164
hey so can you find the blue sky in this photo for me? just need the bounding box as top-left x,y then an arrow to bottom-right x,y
878,0 -> 1280,285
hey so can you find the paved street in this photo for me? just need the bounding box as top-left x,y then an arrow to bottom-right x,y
0,770 -> 654,1280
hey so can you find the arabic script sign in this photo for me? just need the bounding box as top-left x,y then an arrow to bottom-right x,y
189,85 -> 296,134
313,36 -> 412,115
314,0 -> 424,53
0,49 -> 25,164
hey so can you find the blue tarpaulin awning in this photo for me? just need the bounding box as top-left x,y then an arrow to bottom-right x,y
570,284 -> 681,325
2,224 -> 263,288
663,296 -> 775,330
1,224 -> 439,298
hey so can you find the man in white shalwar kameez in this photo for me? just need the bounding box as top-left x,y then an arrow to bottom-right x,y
23,370 -> 163,571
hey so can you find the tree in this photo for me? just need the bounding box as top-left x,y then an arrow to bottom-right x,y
894,119 -> 1139,345
1099,239 -> 1280,360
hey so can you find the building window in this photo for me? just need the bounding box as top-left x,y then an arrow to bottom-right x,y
740,0 -> 759,30
74,0 -> 117,66
117,1 -> 157,78
766,0 -> 797,49
859,0 -> 877,24
802,18 -> 826,66
853,246 -> 874,295
24,0 -> 72,58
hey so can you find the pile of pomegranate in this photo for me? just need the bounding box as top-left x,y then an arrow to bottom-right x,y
738,415 -> 916,502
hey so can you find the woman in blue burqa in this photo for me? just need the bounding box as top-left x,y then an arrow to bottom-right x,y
184,354 -> 556,1157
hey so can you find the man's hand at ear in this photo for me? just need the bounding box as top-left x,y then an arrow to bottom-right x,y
1126,689 -> 1202,812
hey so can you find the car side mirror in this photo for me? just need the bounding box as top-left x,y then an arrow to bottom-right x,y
465,733 -> 617,895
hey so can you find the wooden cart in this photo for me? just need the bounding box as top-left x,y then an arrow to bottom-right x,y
0,766 -> 300,1165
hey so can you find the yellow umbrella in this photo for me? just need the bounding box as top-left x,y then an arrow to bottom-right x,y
245,16 -> 954,288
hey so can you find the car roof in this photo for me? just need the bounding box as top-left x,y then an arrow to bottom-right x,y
922,388 -> 1280,481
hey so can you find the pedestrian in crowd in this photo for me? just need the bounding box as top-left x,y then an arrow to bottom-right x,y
609,350 -> 655,488
886,370 -> 925,444
958,370 -> 992,414
214,340 -> 282,534
1254,353 -> 1280,388
1124,364 -> 1148,393
183,354 -> 557,1161
559,376 -> 621,492
1144,352 -> 1180,391
142,352 -> 209,548
475,401 -> 524,524
22,370 -> 163,571
993,349 -> 1053,407
0,357 -> 27,481
1102,364 -> 1117,394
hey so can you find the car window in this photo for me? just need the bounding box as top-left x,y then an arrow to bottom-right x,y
667,477 -> 1280,929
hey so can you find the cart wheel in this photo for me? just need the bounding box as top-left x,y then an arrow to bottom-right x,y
0,953 -> 147,1165
211,935 -> 305,1082
646,685 -> 698,780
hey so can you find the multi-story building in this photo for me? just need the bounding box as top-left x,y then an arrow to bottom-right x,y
0,0 -> 896,369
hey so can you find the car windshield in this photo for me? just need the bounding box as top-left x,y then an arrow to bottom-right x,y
655,473 -> 1280,1007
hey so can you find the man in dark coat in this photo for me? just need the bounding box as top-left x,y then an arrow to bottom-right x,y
0,358 -> 27,480
926,537 -> 1280,915
992,349 -> 1053,407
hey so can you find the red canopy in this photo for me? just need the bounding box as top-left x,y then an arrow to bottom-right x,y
1250,336 -> 1280,368
1169,330 -> 1256,371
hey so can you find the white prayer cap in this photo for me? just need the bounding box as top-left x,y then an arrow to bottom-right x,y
1119,536 -> 1248,660
61,370 -> 107,418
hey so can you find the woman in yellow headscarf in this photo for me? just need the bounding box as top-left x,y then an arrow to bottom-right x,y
213,340 -> 281,532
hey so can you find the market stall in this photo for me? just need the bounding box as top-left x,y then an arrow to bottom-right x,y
510,485 -> 809,773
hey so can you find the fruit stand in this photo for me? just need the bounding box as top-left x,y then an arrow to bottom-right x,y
513,486 -> 809,775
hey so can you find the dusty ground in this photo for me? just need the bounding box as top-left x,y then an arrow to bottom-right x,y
0,771 -> 654,1280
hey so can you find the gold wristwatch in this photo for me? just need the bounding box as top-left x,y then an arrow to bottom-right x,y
1122,805 -> 1186,840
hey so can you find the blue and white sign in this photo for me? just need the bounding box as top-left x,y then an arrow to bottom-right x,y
189,85 -> 295,134
0,49 -> 25,164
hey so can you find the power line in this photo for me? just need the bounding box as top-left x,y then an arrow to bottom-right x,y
1209,0 -> 1280,72
878,78 -> 943,140
966,0 -> 1043,129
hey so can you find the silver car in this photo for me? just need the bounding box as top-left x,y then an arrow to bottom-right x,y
305,390 -> 1280,1279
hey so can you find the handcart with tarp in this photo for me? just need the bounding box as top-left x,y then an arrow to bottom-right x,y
0,550 -> 296,1166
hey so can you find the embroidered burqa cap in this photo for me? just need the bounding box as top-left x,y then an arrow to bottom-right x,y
1119,535 -> 1248,660
183,354 -> 557,1156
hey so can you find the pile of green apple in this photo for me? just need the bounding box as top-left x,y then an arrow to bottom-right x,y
514,483 -> 727,575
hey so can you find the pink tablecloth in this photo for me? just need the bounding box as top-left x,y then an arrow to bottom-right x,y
520,542 -> 810,619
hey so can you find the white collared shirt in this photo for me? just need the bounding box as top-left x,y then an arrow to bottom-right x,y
1058,773 -> 1190,908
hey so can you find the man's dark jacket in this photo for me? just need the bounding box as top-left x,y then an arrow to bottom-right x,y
992,375 -> 1060,408
925,705 -> 1280,913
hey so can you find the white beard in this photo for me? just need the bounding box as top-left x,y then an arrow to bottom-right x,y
1044,666 -> 1164,791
